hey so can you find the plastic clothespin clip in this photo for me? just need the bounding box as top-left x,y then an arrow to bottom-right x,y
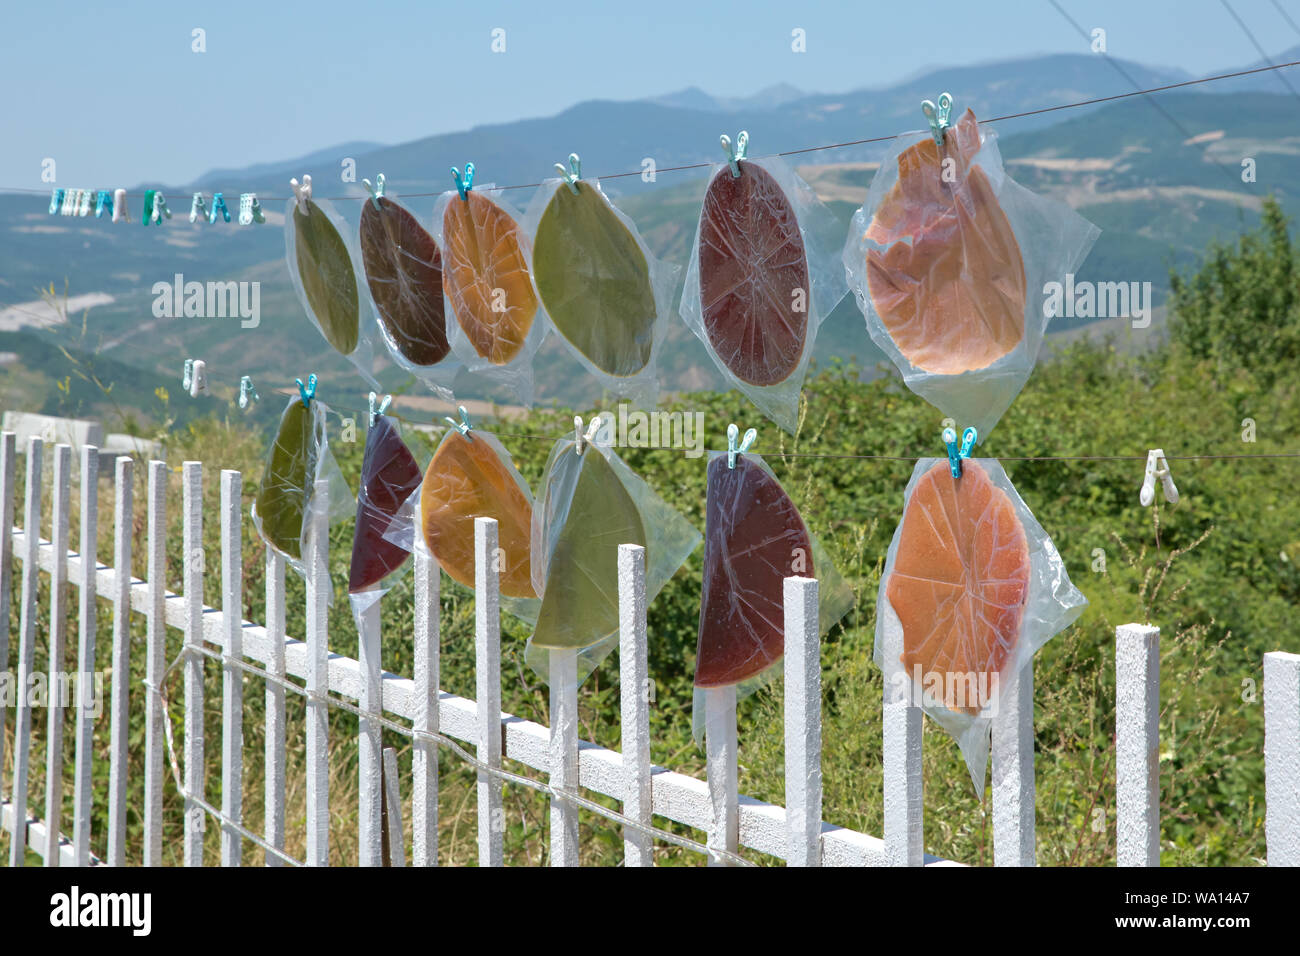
209,192 -> 231,224
182,359 -> 194,391
61,189 -> 76,216
238,193 -> 264,225
444,405 -> 473,439
49,188 -> 64,215
368,390 -> 392,425
726,423 -> 758,469
573,413 -> 602,455
112,188 -> 128,223
921,92 -> 954,146
1139,449 -> 1179,507
451,163 -> 475,201
361,173 -> 386,209
295,373 -> 318,408
555,153 -> 582,195
189,359 -> 208,397
943,425 -> 978,478
94,189 -> 111,218
190,192 -> 207,223
142,190 -> 156,225
290,175 -> 313,212
720,130 -> 749,179
238,375 -> 258,410
154,192 -> 171,223
77,189 -> 92,216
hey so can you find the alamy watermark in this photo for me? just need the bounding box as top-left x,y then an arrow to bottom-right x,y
589,402 -> 706,458
151,273 -> 260,328
1043,273 -> 1153,329
0,669 -> 104,716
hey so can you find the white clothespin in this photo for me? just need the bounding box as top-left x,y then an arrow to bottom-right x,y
189,359 -> 207,397
111,188 -> 128,223
61,189 -> 76,216
290,174 -> 313,212
190,193 -> 207,224
573,414 -> 602,455
151,192 -> 171,223
77,189 -> 92,216
1140,449 -> 1179,507
238,193 -> 264,225
182,359 -> 194,391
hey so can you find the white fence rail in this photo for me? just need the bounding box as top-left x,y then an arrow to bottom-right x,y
0,433 -> 1296,866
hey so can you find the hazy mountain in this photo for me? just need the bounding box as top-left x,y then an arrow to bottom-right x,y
3,50 -> 1296,423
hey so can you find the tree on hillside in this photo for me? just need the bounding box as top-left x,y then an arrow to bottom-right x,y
1168,195 -> 1299,389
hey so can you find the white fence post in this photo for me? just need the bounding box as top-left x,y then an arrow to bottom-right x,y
182,461 -> 205,865
43,444 -> 71,866
548,647 -> 579,866
220,470 -> 244,866
1116,623 -> 1160,867
72,445 -> 98,866
992,662 -> 1036,866
106,454 -> 131,867
411,547 -> 439,867
144,460 -> 167,866
0,432 -> 14,805
704,684 -> 738,866
475,517 -> 503,867
1264,650 -> 1300,867
9,436 -> 43,866
306,478 -> 330,867
382,747 -> 406,867
618,544 -> 652,866
882,617 -> 923,866
358,596 -> 383,867
264,549 -> 286,866
784,575 -> 820,867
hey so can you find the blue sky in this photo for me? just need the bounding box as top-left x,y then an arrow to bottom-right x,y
3,0 -> 1299,187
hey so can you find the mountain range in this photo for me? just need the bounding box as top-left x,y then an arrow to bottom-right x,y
2,48 -> 1296,425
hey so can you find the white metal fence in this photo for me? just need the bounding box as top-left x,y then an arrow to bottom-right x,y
1,432 -> 1297,866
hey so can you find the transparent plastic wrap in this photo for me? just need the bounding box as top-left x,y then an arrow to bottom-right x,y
431,182 -> 547,405
523,171 -> 678,407
680,155 -> 848,433
358,186 -> 459,399
842,108 -> 1099,437
284,185 -> 379,389
398,424 -> 542,621
691,448 -> 852,740
347,413 -> 423,621
526,434 -> 701,685
251,392 -> 353,589
874,457 -> 1087,790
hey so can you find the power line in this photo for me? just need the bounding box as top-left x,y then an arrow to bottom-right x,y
1220,0 -> 1300,101
4,58 -> 1299,203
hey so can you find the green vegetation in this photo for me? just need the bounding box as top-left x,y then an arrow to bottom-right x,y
2,200 -> 1297,866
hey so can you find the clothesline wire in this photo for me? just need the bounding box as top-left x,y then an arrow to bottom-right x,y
5,58 -> 1298,202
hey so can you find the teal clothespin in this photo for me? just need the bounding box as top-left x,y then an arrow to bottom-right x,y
49,188 -> 65,215
190,193 -> 207,223
444,405 -> 473,439
943,425 -> 978,478
296,373 -> 317,408
94,189 -> 111,218
182,359 -> 194,391
720,130 -> 749,179
921,92 -> 954,146
209,192 -> 231,223
362,173 -> 386,209
451,163 -> 475,200
368,390 -> 392,424
238,375 -> 258,410
555,154 -> 582,195
726,422 -> 758,468
141,190 -> 156,225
